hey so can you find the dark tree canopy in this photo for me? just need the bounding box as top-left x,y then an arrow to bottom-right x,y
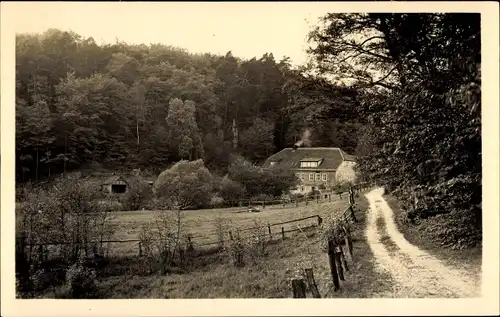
16,29 -> 364,182
308,13 -> 481,248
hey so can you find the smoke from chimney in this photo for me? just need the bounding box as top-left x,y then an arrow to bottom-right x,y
294,128 -> 312,150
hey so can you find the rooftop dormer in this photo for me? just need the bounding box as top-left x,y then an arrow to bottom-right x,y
299,158 -> 323,168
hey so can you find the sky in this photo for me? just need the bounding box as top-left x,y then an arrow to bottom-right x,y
9,2 -> 343,66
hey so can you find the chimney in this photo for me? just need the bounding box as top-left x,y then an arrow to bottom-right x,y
293,140 -> 302,151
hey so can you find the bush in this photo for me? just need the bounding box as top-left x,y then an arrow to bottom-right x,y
213,214 -> 233,250
224,230 -> 247,267
318,213 -> 349,253
120,176 -> 152,211
153,159 -> 214,209
228,155 -> 298,198
214,216 -> 268,267
250,193 -> 274,202
65,256 -> 98,298
219,175 -> 246,205
144,197 -> 175,211
247,219 -> 269,261
16,177 -> 115,283
138,209 -> 190,274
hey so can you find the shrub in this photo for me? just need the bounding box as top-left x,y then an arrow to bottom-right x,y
335,161 -> 358,186
65,256 -> 98,298
213,214 -> 232,249
228,155 -> 298,198
138,208 -> 188,274
16,177 -> 116,270
144,197 -> 176,211
120,176 -> 152,211
153,159 -> 214,209
318,213 -> 349,253
224,230 -> 247,267
214,216 -> 268,267
247,219 -> 269,261
219,175 -> 246,205
250,193 -> 274,202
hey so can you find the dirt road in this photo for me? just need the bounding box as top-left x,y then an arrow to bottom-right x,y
365,188 -> 481,298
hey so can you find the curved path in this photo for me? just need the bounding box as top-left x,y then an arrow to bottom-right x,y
365,188 -> 480,298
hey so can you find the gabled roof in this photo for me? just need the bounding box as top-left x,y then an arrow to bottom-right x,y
262,147 -> 355,170
102,175 -> 128,185
339,149 -> 357,162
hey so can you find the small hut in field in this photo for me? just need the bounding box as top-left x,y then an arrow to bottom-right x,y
101,175 -> 129,194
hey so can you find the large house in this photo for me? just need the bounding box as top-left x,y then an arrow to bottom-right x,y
262,146 -> 356,195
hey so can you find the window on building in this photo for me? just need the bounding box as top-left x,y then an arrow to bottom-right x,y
309,173 -> 314,181
315,173 -> 321,181
300,161 -> 319,168
322,173 -> 327,181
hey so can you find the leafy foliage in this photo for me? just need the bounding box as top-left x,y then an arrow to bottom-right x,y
153,159 -> 214,209
120,176 -> 152,211
219,175 -> 246,205
16,29 -> 363,182
308,13 -> 481,248
227,155 -> 298,199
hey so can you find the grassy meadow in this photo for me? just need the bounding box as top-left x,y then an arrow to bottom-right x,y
40,194 -> 392,298
107,198 -> 349,256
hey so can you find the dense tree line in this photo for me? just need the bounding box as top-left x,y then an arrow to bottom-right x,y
16,30 -> 362,182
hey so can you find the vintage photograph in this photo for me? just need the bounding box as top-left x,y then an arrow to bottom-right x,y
11,2 -> 483,300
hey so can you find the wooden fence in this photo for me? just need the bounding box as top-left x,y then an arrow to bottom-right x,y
17,214 -> 325,260
17,183 -> 372,268
290,184 -> 371,298
217,182 -> 372,210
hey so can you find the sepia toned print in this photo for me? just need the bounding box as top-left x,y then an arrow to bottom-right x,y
12,4 -> 483,301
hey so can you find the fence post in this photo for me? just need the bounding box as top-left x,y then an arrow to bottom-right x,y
295,199 -> 298,207
334,247 -> 345,281
329,194 -> 331,202
327,239 -> 340,291
138,241 -> 143,257
349,205 -> 357,222
281,227 -> 285,240
262,201 -> 266,209
316,195 -> 319,204
304,268 -> 321,298
317,216 -> 323,226
187,235 -> 195,253
339,246 -> 349,272
291,278 -> 307,298
268,224 -> 272,237
342,226 -> 354,261
305,197 -> 309,205
229,231 -> 234,241
349,187 -> 354,205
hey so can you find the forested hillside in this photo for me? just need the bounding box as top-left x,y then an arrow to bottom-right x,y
15,30 -> 363,182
